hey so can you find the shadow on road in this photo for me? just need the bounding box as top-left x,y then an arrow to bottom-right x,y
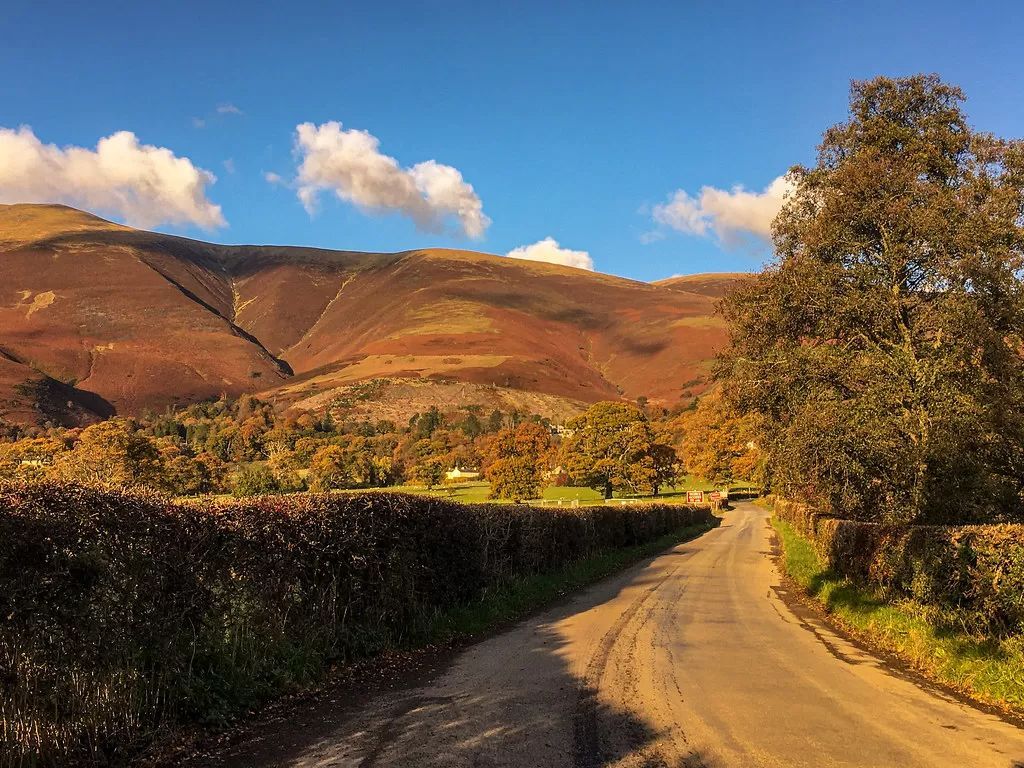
200,534 -> 718,768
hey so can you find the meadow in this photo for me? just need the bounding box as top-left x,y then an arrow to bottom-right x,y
349,478 -> 757,506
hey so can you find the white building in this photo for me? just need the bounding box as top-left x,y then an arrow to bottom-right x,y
445,465 -> 481,481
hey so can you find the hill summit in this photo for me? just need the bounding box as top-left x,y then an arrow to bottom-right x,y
0,203 -> 747,426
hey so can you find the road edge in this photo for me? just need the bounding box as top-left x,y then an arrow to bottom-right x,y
167,518 -> 721,767
766,516 -> 1024,730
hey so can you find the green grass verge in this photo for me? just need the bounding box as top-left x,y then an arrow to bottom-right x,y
772,518 -> 1024,712
426,520 -> 719,642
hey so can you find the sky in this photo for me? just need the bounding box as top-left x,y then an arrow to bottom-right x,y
2,1 -> 1022,281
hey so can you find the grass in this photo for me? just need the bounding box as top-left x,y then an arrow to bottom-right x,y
772,518 -> 1024,712
356,477 -> 755,506
426,519 -> 719,642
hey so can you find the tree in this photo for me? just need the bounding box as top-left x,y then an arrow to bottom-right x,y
679,390 -> 762,487
0,436 -> 66,481
308,444 -> 354,492
649,442 -> 679,496
410,456 -> 444,489
230,464 -> 279,497
485,421 -> 552,501
561,402 -> 672,498
459,412 -> 483,438
486,409 -> 503,433
412,406 -> 444,439
159,442 -> 217,495
719,75 -> 1024,523
50,418 -> 165,489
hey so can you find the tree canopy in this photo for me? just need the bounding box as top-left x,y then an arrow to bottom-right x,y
485,421 -> 553,502
562,402 -> 677,498
719,74 -> 1024,523
679,391 -> 763,487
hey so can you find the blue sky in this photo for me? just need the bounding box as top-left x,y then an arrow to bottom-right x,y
2,1 -> 1022,281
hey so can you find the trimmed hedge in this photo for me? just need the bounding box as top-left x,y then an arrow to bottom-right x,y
0,483 -> 711,767
773,498 -> 1024,638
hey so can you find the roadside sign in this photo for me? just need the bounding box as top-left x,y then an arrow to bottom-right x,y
708,490 -> 722,502
687,490 -> 704,503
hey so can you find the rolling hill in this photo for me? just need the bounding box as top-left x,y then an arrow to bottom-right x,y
0,204 -> 747,426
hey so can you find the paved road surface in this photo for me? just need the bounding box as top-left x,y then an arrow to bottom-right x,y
220,503 -> 1024,767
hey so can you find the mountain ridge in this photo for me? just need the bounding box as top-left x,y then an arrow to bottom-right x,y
0,204 -> 747,427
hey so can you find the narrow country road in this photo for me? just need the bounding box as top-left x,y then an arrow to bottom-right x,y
218,504 -> 1024,768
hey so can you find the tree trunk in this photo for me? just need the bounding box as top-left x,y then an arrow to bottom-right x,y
603,480 -> 613,499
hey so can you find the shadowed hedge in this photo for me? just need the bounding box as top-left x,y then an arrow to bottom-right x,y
0,482 -> 711,766
773,498 -> 1024,637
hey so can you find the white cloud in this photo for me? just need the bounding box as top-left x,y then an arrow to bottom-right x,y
192,117 -> 206,129
651,174 -> 793,245
223,158 -> 236,174
506,237 -> 593,271
291,121 -> 490,239
264,171 -> 284,185
216,103 -> 244,116
0,125 -> 225,229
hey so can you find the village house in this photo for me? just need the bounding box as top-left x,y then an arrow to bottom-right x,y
445,465 -> 481,481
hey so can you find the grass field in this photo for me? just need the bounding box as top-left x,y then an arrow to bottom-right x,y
773,518 -> 1024,712
349,477 -> 756,505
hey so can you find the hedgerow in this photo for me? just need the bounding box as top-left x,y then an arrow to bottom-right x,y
0,482 -> 710,766
773,498 -> 1024,637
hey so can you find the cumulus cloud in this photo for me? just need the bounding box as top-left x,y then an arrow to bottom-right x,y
290,121 -> 490,239
506,237 -> 594,271
216,103 -> 244,116
0,125 -> 225,229
651,174 -> 794,246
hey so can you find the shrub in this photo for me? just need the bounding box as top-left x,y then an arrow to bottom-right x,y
229,464 -> 279,496
0,482 -> 711,766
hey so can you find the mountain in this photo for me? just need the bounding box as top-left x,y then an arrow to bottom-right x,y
0,204 -> 748,426
652,272 -> 753,298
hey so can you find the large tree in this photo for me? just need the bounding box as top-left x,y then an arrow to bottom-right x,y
485,421 -> 552,502
50,418 -> 166,489
680,390 -> 763,488
720,75 -> 1024,523
562,402 -> 676,499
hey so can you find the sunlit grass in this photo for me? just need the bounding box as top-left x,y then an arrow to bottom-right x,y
773,518 -> 1024,711
352,477 -> 752,506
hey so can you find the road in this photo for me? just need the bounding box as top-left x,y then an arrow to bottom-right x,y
218,503 -> 1024,768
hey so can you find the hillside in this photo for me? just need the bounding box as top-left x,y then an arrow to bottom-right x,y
653,272 -> 753,298
0,204 -> 747,426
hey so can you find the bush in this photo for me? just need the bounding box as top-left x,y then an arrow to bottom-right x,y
0,482 -> 711,766
229,464 -> 279,496
773,498 -> 1024,637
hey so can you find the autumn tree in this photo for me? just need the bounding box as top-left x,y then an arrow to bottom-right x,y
719,75 -> 1024,523
230,464 -> 280,497
308,444 -> 353,492
409,456 -> 445,489
0,436 -> 67,481
562,402 -> 675,499
649,442 -> 680,496
679,390 -> 762,487
158,442 -> 219,495
485,421 -> 552,501
50,418 -> 166,489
